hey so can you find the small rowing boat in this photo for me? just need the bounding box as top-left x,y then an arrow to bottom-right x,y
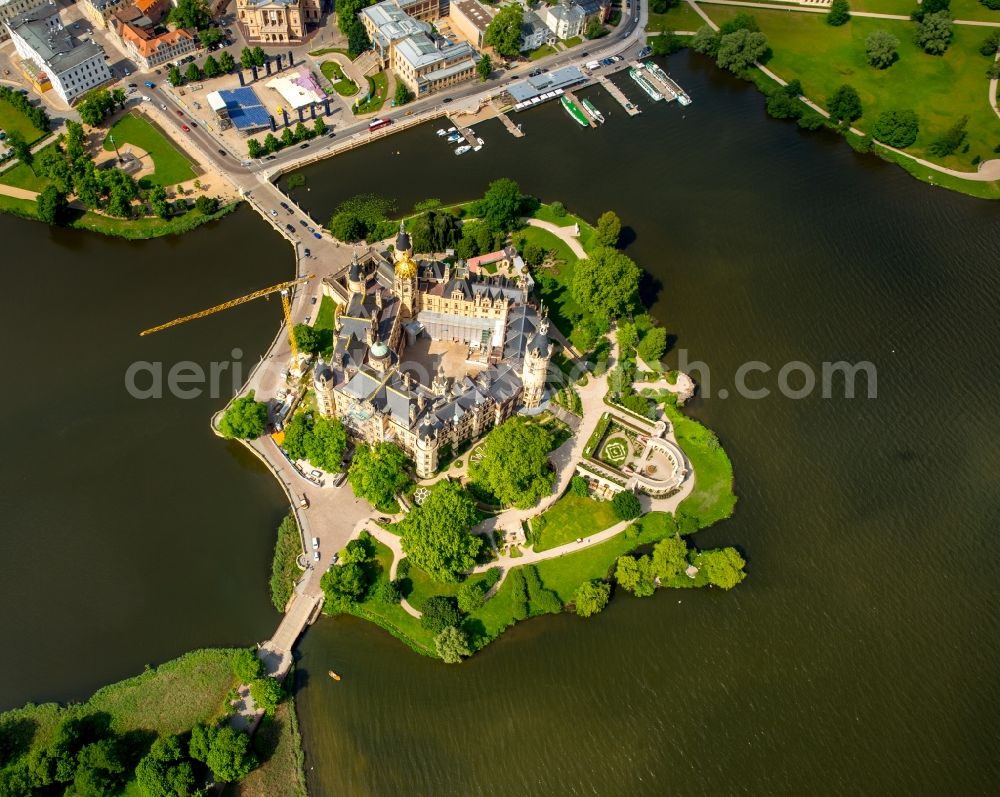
328,670 -> 341,681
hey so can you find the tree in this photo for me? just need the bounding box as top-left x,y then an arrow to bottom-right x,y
135,735 -> 197,797
5,131 -> 33,176
715,29 -> 769,74
321,561 -> 369,606
690,25 -> 720,58
652,535 -> 689,581
912,0 -> 950,20
410,209 -> 461,253
594,210 -> 622,248
282,412 -> 347,473
203,55 -> 220,79
342,532 -> 375,564
194,195 -> 219,214
185,62 -> 202,83
293,121 -> 309,142
573,580 -> 611,617
435,625 -> 471,663
281,127 -> 295,148
615,554 -> 656,597
651,0 -> 681,10
866,30 -> 900,68
719,12 -> 759,35
981,0 -> 1000,10
400,481 -> 482,582
169,0 -> 210,30
293,323 -> 323,353
570,474 -> 590,498
74,737 -> 127,797
612,490 -> 642,520
249,677 -> 284,715
484,4 -> 523,58
36,185 -> 67,225
204,727 -> 257,783
263,132 -> 279,153
168,66 -> 183,87
149,185 -> 170,219
219,391 -> 268,439
571,247 -> 642,321
915,11 -> 953,54
372,580 -> 401,604
766,87 -> 803,120
252,46 -> 267,67
477,53 -> 492,82
928,115 -> 968,157
651,30 -> 685,56
394,82 -> 412,106
585,16 -> 606,39
457,579 -> 487,613
348,442 -> 410,510
827,84 -> 863,124
871,109 -> 919,147
697,547 -> 747,589
472,177 -> 522,234
111,87 -> 126,109
200,26 -> 223,48
232,648 -> 264,684
219,50 -> 236,73
421,596 -> 463,634
314,116 -> 327,136
637,327 -> 667,363
469,417 -> 554,509
827,0 -> 851,26
347,20 -> 371,57
240,47 -> 255,70
979,30 -> 1000,56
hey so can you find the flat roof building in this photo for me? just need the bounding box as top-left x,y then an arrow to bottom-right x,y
449,0 -> 491,49
5,2 -> 113,104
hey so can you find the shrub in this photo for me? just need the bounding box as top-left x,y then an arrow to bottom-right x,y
509,569 -> 528,620
865,30 -> 900,69
420,596 -> 462,634
612,491 -> 642,520
524,566 -> 562,614
574,580 -> 611,617
827,0 -> 850,26
871,109 -> 919,148
928,115 -> 968,157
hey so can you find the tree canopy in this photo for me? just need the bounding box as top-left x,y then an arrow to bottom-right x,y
915,11 -> 953,54
827,0 -> 850,26
826,84 -> 863,124
231,648 -> 264,684
484,5 -> 524,58
594,210 -> 622,248
348,442 -> 410,510
871,109 -> 919,147
134,735 -> 197,797
219,391 -> 268,440
697,547 -> 747,589
409,209 -> 461,253
865,30 -> 899,69
477,53 -> 492,82
169,0 -> 211,30
637,327 -> 667,363
571,247 -> 642,321
573,580 -> 611,617
282,412 -> 347,473
399,481 -> 482,582
189,725 -> 257,784
321,561 -> 370,607
420,595 -> 463,634
715,28 -> 769,74
471,177 -> 523,234
435,625 -> 471,663
249,677 -> 284,715
469,418 -> 554,509
612,490 -> 642,521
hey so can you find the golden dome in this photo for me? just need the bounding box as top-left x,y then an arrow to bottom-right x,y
395,254 -> 417,280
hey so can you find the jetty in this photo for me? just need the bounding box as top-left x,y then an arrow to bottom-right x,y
597,75 -> 640,116
628,65 -> 663,102
494,103 -> 525,137
641,61 -> 692,106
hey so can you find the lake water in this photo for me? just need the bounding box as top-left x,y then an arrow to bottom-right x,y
1,50 -> 998,795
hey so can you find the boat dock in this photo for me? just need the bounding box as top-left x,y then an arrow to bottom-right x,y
628,65 -> 664,102
564,91 -> 596,128
493,102 -> 525,137
640,61 -> 692,106
597,75 -> 640,116
447,117 -> 484,148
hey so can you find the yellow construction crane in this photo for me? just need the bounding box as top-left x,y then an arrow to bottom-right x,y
140,275 -> 315,369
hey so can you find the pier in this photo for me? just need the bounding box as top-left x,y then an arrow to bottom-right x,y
494,102 -> 525,137
639,61 -> 692,106
564,91 -> 596,128
598,75 -> 641,116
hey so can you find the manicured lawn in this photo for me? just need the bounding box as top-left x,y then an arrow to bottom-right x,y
308,47 -> 353,58
533,491 -> 620,551
320,60 -> 358,97
648,6 -> 706,33
102,112 -> 196,186
529,44 -> 559,61
531,202 -> 576,226
515,224 -> 577,265
313,294 -> 337,357
563,36 -> 583,48
353,71 -> 389,115
0,97 -> 47,144
0,143 -> 58,192
702,7 -> 1000,171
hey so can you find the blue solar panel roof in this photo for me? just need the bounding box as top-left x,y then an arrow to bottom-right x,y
218,88 -> 271,131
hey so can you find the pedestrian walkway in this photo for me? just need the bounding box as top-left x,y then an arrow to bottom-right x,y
524,217 -> 587,259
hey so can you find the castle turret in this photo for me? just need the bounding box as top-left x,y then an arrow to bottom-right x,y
432,364 -> 450,397
415,420 -> 439,478
393,220 -> 417,318
314,356 -> 336,417
521,313 -> 552,409
348,253 -> 363,295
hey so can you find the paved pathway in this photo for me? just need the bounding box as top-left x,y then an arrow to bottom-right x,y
695,0 -> 1000,26
524,217 -> 587,259
0,184 -> 38,200
991,51 -> 1000,123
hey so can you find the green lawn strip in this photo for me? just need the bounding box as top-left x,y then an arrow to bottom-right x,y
949,0 -> 1000,23
703,7 -> 1000,173
0,97 -> 46,144
353,72 -> 390,115
663,403 -> 737,527
71,202 -> 237,239
0,141 -> 58,192
308,47 -> 353,58
563,36 -> 583,48
647,5 -> 707,33
313,294 -> 337,358
529,44 -> 559,61
846,0 -> 1000,20
102,112 -> 197,186
533,492 -> 619,551
320,60 -> 358,97
344,540 -> 437,656
515,224 -> 577,265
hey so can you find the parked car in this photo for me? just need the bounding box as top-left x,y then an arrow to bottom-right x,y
312,537 -> 319,549
310,296 -> 316,303
144,80 -> 154,88
304,248 -> 311,258
299,220 -> 308,227
285,223 -> 295,233
141,95 -> 150,102
181,124 -> 190,132
160,103 -> 167,111
299,142 -> 309,149
313,551 -> 320,562
176,110 -> 183,117
280,201 -> 289,210
217,148 -> 226,156
127,82 -> 137,88
313,232 -> 321,239
331,553 -> 339,564
270,209 -> 278,217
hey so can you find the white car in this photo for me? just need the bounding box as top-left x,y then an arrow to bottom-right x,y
313,551 -> 320,562
141,95 -> 150,102
160,103 -> 167,111
311,537 -> 319,549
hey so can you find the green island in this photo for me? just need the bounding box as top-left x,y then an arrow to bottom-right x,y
648,0 -> 1000,199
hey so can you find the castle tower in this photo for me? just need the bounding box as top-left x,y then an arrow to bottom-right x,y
393,220 -> 417,318
347,252 -> 363,295
314,356 -> 336,418
521,313 -> 552,409
432,364 -> 450,397
415,420 -> 439,478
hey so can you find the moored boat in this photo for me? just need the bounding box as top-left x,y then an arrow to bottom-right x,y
560,95 -> 590,127
581,98 -> 605,124
328,670 -> 341,681
455,144 -> 471,155
436,128 -> 446,136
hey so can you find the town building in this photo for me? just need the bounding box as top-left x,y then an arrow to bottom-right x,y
519,9 -> 553,53
314,225 -> 554,478
79,0 -> 128,31
449,0 -> 491,49
235,0 -> 322,45
0,0 -> 48,42
571,0 -> 611,24
116,21 -> 196,70
5,2 -> 113,104
360,0 -> 477,98
540,1 -> 584,40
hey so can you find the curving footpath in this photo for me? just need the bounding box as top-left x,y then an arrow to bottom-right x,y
524,217 -> 588,259
695,0 -> 1000,26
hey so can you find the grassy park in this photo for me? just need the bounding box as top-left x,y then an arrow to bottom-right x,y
647,5 -> 705,32
102,112 -> 197,186
701,6 -> 1000,173
353,72 -> 390,115
532,492 -> 620,551
320,60 -> 358,97
0,96 -> 46,144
